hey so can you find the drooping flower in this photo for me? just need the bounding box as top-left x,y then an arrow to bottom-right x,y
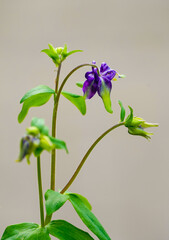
83,62 -> 123,113
16,118 -> 68,164
16,135 -> 40,164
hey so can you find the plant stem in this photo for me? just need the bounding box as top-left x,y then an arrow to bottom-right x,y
50,63 -> 98,191
60,122 -> 124,194
50,63 -> 62,191
37,156 -> 44,227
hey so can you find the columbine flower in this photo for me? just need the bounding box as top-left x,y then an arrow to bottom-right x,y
16,135 -> 40,164
83,62 -> 123,113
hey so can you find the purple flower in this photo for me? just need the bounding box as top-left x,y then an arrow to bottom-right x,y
83,62 -> 121,113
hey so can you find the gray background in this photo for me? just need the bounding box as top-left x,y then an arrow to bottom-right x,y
0,0 -> 168,239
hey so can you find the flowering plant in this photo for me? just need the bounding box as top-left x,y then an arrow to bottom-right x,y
1,44 -> 158,240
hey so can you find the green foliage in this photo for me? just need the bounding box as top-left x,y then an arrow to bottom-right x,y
61,91 -> 86,115
47,220 -> 94,240
45,190 -> 69,215
20,85 -> 55,103
76,81 -> 84,88
66,192 -> 92,210
41,43 -> 82,67
68,194 -> 111,240
118,100 -> 126,122
49,136 -> 68,153
1,223 -> 51,240
18,85 -> 55,123
43,190 -> 110,239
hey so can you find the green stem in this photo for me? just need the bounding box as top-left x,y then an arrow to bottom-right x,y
60,122 -> 124,194
44,65 -> 62,226
37,156 -> 44,227
50,63 -> 62,191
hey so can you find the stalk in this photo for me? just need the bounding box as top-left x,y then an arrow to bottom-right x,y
50,63 -> 62,191
60,122 -> 124,194
37,156 -> 44,227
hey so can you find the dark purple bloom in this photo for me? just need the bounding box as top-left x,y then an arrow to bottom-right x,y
83,62 -> 120,113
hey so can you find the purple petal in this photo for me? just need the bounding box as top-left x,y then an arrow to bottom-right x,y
102,69 -> 116,81
100,62 -> 110,74
82,79 -> 98,99
85,71 -> 95,81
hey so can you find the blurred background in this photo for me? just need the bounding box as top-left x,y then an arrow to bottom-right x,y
0,0 -> 168,239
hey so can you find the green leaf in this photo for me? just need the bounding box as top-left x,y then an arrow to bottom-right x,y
18,86 -> 55,123
18,94 -> 52,123
47,220 -> 94,240
45,190 -> 69,215
65,49 -> 83,57
125,106 -> 134,127
68,194 -> 111,240
49,136 -> 68,153
62,91 -> 86,115
118,100 -> 126,122
66,192 -> 92,210
76,81 -> 84,88
1,223 -> 51,240
20,85 -> 55,103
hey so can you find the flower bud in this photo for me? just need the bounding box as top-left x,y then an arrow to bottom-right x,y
39,135 -> 54,151
16,135 -> 40,164
124,106 -> 158,140
26,126 -> 40,136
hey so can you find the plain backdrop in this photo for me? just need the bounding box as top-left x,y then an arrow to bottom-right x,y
0,0 -> 168,239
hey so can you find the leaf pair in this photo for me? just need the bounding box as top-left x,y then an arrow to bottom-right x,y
45,190 -> 111,240
18,85 -> 86,123
1,220 -> 93,240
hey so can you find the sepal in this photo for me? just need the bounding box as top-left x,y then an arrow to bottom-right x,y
99,80 -> 113,114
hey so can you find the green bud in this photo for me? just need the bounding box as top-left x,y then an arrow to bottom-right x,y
39,135 -> 54,151
128,127 -> 153,140
124,107 -> 158,140
57,47 -> 63,55
26,126 -> 40,136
